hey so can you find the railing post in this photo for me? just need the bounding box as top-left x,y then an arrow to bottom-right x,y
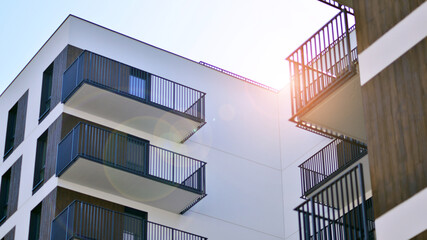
343,8 -> 353,72
172,154 -> 175,183
173,84 -> 176,110
111,211 -> 115,240
310,197 -> 317,240
300,46 -> 307,106
357,164 -> 369,239
114,133 -> 118,166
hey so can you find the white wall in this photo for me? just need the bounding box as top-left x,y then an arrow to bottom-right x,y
277,84 -> 331,240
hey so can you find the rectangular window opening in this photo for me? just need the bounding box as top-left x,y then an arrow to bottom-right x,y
0,170 -> 11,224
32,131 -> 48,193
129,68 -> 148,100
39,62 -> 54,122
4,104 -> 18,159
28,203 -> 42,240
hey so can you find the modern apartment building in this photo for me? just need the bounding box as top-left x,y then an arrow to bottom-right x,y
0,14 -> 316,240
286,0 -> 426,239
0,1 -> 425,239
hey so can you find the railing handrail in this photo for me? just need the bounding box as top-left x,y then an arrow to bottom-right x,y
62,50 -> 206,123
298,138 -> 367,169
294,164 -> 374,240
286,11 -> 349,62
298,138 -> 367,196
57,122 -> 207,193
199,61 -> 279,93
64,50 -> 207,96
54,200 -> 208,239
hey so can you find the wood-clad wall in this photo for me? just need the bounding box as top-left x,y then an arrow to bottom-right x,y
49,45 -> 83,117
7,156 -> 21,217
14,90 -> 28,148
354,0 -> 424,52
361,39 -> 427,217
3,227 -> 15,240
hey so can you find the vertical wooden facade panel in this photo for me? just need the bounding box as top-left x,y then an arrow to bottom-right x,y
13,90 -> 28,149
40,188 -> 57,240
45,116 -> 62,182
3,227 -> 15,240
361,39 -> 427,217
50,45 -> 84,112
55,187 -> 124,216
354,0 -> 424,52
7,156 -> 21,218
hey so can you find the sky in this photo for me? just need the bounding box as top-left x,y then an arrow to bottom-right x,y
0,0 -> 338,94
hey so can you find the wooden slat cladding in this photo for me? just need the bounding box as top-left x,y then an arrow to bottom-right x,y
45,115 -> 62,182
50,45 -> 83,113
3,227 -> 15,240
40,188 -> 57,240
13,90 -> 28,150
353,0 -> 424,52
361,39 -> 427,218
7,156 -> 21,217
56,187 -> 124,216
411,229 -> 427,240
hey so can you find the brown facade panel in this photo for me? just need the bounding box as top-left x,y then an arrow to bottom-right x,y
7,156 -> 21,217
45,115 -> 63,182
354,0 -> 425,52
50,45 -> 84,111
3,227 -> 15,240
361,39 -> 427,218
14,90 -> 28,148
411,229 -> 427,240
40,188 -> 57,240
56,187 -> 124,216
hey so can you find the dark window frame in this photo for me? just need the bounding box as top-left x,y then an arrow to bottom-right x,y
3,104 -> 18,159
32,131 -> 48,194
28,203 -> 42,240
0,169 -> 11,224
39,63 -> 54,122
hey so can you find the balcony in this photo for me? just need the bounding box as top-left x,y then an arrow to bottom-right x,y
51,201 -> 208,240
57,122 -> 206,214
295,164 -> 375,240
62,51 -> 206,143
299,138 -> 367,197
287,10 -> 366,142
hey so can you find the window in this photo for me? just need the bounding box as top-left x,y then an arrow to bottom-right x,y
4,104 -> 17,159
33,132 -> 48,193
0,170 -> 11,224
129,68 -> 149,99
39,63 -> 54,121
28,203 -> 42,240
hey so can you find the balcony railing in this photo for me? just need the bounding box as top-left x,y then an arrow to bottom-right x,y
57,122 -> 206,195
299,138 -> 367,197
62,50 -> 206,123
317,0 -> 354,13
287,10 -> 357,120
51,201 -> 208,240
295,164 -> 375,240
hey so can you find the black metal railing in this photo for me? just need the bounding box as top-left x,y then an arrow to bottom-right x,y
57,122 -> 206,195
287,10 -> 357,119
198,61 -> 279,93
51,201 -> 208,240
62,50 -> 206,123
299,138 -> 367,197
317,0 -> 354,14
295,164 -> 375,240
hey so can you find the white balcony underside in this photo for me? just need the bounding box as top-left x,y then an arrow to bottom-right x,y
301,73 -> 367,142
59,157 -> 202,213
64,83 -> 202,142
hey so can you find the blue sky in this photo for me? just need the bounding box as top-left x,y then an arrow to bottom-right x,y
0,0 -> 337,93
